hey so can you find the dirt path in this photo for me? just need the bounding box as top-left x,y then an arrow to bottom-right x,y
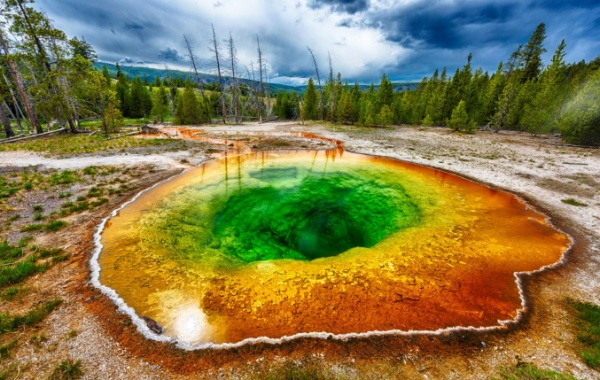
1,123 -> 599,379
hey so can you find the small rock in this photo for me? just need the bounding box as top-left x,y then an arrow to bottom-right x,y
142,316 -> 164,334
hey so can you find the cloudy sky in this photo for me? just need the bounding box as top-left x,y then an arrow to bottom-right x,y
37,0 -> 600,85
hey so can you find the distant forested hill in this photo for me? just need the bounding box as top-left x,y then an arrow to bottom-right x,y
92,62 -> 418,94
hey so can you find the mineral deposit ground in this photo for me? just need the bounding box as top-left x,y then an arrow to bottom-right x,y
0,122 -> 599,379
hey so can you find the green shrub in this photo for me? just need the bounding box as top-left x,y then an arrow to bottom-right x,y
21,223 -> 43,232
49,359 -> 83,380
572,300 -> 600,369
49,171 -> 79,185
561,198 -> 588,207
44,220 -> 68,232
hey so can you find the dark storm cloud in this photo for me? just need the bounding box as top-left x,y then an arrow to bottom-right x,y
357,0 -> 600,81
309,0 -> 369,14
38,0 -> 176,64
158,48 -> 185,62
36,0 -> 600,84
366,1 -> 520,49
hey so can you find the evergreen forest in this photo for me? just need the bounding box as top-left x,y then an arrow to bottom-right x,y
1,0 -> 599,146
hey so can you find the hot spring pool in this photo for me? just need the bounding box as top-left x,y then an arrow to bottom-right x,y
94,147 -> 570,348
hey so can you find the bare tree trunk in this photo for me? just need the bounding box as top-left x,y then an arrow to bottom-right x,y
0,80 -> 16,138
227,33 -> 238,123
0,30 -> 43,133
2,73 -> 26,131
328,52 -> 335,121
307,46 -> 324,120
211,24 -> 227,124
0,101 -> 15,138
163,63 -> 176,117
257,36 -> 264,123
60,76 -> 80,132
183,35 -> 206,98
264,62 -> 271,118
183,35 -> 211,122
3,100 -> 23,133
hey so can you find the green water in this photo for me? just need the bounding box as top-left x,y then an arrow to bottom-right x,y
138,155 -> 422,266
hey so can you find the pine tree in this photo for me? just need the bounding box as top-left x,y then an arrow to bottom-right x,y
521,23 -> 547,83
364,101 -> 376,126
377,74 -> 394,112
101,66 -> 112,87
448,100 -> 475,133
523,40 -> 567,135
115,74 -> 129,116
128,77 -> 151,118
422,114 -> 433,126
303,78 -> 319,120
151,84 -> 170,122
378,105 -> 394,126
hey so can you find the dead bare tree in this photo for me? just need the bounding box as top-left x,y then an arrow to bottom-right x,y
163,63 -> 176,117
307,46 -> 324,119
3,99 -> 23,133
227,32 -> 238,123
183,34 -> 206,98
0,29 -> 42,133
328,52 -> 335,121
2,72 -> 25,132
210,24 -> 226,123
256,36 -> 264,123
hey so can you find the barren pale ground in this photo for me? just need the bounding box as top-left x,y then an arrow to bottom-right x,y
0,122 -> 598,379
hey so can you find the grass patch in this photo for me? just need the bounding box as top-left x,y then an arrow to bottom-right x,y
0,133 -> 177,155
60,201 -> 88,216
44,220 -> 68,232
29,333 -> 48,347
0,241 -> 23,264
0,339 -> 17,361
1,286 -> 30,301
91,198 -> 108,207
571,300 -> 600,369
36,247 -> 63,258
49,170 -> 79,185
0,299 -> 62,334
561,198 -> 588,207
21,223 -> 44,232
254,361 -> 338,380
49,358 -> 83,380
32,205 -> 44,212
52,254 -> 69,263
82,166 -> 98,176
496,363 -> 576,379
0,176 -> 22,200
0,256 -> 49,287
58,192 -> 72,199
21,219 -> 69,232
33,212 -> 44,221
8,214 -> 20,222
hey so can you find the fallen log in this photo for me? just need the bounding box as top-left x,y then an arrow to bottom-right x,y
0,128 -> 66,144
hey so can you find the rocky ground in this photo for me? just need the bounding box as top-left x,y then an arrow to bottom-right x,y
0,122 -> 598,379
